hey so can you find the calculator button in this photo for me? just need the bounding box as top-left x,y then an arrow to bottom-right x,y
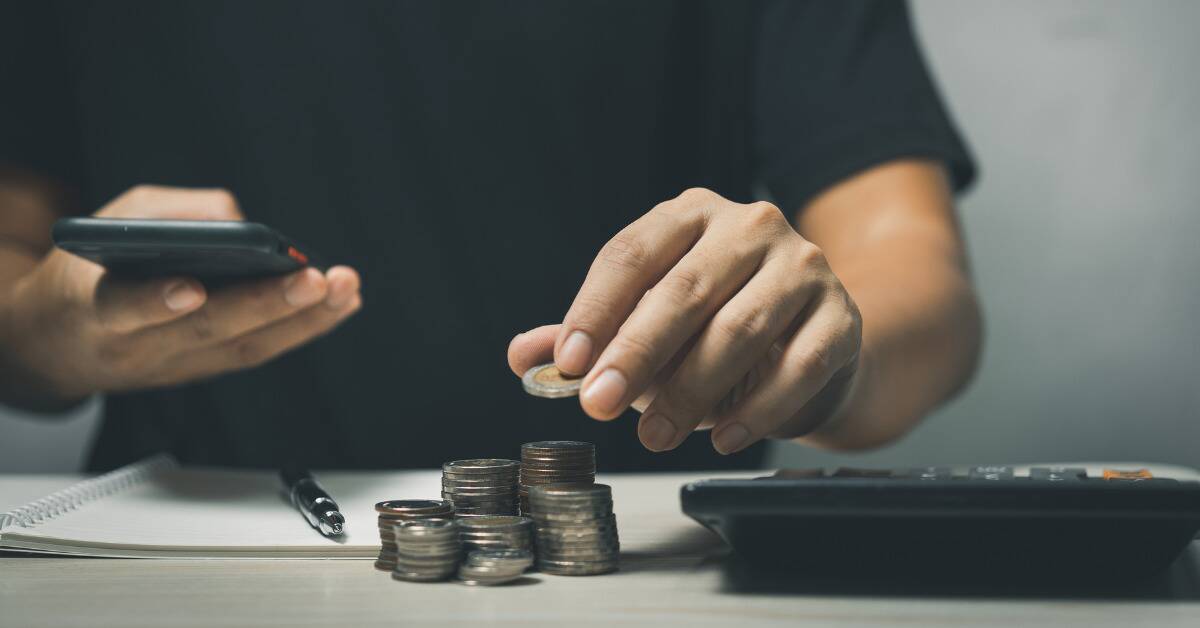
906,467 -> 953,480
832,467 -> 894,478
969,466 -> 1014,480
1102,469 -> 1154,480
771,468 -> 826,479
1029,467 -> 1087,481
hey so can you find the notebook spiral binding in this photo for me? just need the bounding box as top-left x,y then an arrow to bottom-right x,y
0,454 -> 177,530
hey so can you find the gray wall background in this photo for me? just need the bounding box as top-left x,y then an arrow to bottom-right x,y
1,0 -> 1197,473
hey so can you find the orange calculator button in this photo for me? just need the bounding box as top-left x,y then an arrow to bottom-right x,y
287,246 -> 309,265
1102,469 -> 1153,480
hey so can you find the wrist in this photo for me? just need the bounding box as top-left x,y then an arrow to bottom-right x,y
792,343 -> 881,450
0,272 -> 92,411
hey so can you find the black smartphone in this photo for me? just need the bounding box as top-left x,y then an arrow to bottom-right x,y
51,218 -> 319,280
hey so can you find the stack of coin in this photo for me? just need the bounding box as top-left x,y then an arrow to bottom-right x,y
375,499 -> 455,572
456,515 -> 534,555
458,549 -> 535,586
519,441 -> 596,514
529,483 -> 619,576
441,459 -> 520,517
391,519 -> 462,582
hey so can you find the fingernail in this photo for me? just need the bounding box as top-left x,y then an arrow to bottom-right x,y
164,282 -> 203,312
324,282 -> 353,310
713,423 -> 751,455
284,271 -> 323,307
557,331 -> 593,375
640,413 -> 678,452
581,368 -> 627,415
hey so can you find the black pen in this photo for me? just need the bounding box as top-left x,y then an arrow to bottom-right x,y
280,468 -> 345,538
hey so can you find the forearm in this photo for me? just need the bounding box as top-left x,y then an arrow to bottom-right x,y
0,168 -> 76,412
793,159 -> 982,450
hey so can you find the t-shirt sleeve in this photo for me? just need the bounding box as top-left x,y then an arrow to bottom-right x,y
0,2 -> 83,187
753,0 -> 976,212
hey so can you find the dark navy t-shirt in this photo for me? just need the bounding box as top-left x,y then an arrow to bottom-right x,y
0,0 -> 974,472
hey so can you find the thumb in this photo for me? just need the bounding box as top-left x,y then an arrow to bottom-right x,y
507,324 -> 559,377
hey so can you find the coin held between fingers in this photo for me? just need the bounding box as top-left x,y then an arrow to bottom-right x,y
522,363 -> 583,398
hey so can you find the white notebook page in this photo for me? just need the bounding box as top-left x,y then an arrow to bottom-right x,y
0,468 -> 444,558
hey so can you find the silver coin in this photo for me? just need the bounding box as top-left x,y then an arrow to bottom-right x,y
522,440 -> 594,450
449,504 -> 521,513
456,515 -> 530,528
459,527 -> 533,536
443,459 -> 520,474
469,548 -> 533,561
519,465 -> 596,474
444,500 -> 519,510
375,500 -> 455,515
442,482 -> 517,490
442,490 -> 519,498
519,472 -> 596,481
394,549 -> 461,558
521,364 -> 583,398
530,483 -> 611,497
393,570 -> 455,582
536,538 -> 619,550
520,456 -> 595,464
457,573 -> 525,586
442,469 -> 518,478
536,534 -> 616,544
538,564 -> 619,576
461,536 -> 533,546
394,520 -> 458,534
446,499 -> 518,507
442,474 -> 518,484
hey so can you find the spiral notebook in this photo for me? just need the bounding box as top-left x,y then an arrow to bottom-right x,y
0,455 -> 442,558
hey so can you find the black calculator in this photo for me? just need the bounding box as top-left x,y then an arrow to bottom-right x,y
681,465 -> 1200,582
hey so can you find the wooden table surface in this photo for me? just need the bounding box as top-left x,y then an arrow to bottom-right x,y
2,472 -> 1199,628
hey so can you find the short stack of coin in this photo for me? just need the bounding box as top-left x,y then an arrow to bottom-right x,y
519,441 -> 596,514
456,515 -> 534,555
458,549 -> 535,586
529,483 -> 619,575
391,519 -> 462,582
375,499 -> 455,572
441,459 -> 520,517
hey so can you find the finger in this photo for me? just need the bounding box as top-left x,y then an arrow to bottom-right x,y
127,267 -> 330,350
92,274 -> 207,334
554,189 -> 713,376
636,245 -> 822,451
97,185 -> 245,221
578,226 -> 765,421
322,266 -> 362,311
508,324 -> 560,376
145,294 -> 363,387
709,297 -> 860,455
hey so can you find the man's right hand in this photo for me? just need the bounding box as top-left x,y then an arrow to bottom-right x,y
0,185 -> 361,408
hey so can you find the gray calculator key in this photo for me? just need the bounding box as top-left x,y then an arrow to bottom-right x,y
1029,467 -> 1087,481
907,467 -> 953,480
969,466 -> 1014,480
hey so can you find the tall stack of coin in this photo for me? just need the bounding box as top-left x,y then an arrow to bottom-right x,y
456,515 -> 534,555
375,499 -> 455,572
391,519 -> 462,582
528,483 -> 619,575
441,459 -> 520,517
519,441 -> 596,514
